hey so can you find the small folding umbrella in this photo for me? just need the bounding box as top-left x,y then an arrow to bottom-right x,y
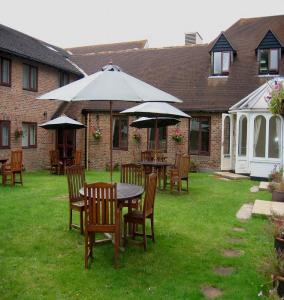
121,102 -> 190,157
39,114 -> 86,129
38,64 -> 182,181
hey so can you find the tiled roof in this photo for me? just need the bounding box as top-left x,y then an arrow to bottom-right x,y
66,15 -> 284,113
66,40 -> 148,55
0,23 -> 83,76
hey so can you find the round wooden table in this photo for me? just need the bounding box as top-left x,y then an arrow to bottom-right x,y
139,161 -> 172,190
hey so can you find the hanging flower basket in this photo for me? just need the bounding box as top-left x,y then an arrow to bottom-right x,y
93,128 -> 102,141
14,128 -> 23,139
267,81 -> 284,115
171,128 -> 184,143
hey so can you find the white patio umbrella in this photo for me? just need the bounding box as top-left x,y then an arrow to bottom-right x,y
38,64 -> 182,181
39,114 -> 86,129
120,102 -> 190,157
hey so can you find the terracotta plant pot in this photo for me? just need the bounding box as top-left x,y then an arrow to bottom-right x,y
275,237 -> 284,252
272,190 -> 284,202
273,275 -> 284,297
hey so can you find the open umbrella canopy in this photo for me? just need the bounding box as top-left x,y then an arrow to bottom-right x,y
120,102 -> 190,118
37,64 -> 182,103
130,117 -> 180,128
39,115 -> 86,129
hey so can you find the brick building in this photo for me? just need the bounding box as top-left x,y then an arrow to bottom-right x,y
1,15 -> 284,171
0,24 -> 83,170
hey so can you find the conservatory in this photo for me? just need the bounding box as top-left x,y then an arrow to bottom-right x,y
221,78 -> 284,178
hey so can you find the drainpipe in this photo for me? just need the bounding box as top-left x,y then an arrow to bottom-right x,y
84,113 -> 89,170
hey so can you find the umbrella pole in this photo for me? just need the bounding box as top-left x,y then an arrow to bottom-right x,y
110,101 -> 113,182
154,117 -> 158,162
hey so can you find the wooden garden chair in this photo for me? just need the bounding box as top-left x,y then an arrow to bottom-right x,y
66,165 -> 85,234
2,150 -> 23,186
169,154 -> 190,193
123,173 -> 157,250
141,150 -> 153,161
73,150 -> 82,166
49,150 -> 63,175
84,182 -> 120,268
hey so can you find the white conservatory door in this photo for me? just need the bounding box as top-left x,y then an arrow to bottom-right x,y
221,114 -> 233,170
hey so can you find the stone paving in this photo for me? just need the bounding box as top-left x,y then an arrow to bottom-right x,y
252,199 -> 284,217
214,171 -> 249,180
201,286 -> 223,299
214,266 -> 235,276
259,181 -> 269,191
236,203 -> 253,220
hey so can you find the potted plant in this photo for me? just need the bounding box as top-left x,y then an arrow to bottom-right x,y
190,160 -> 199,173
272,252 -> 284,298
14,128 -> 23,139
272,181 -> 284,202
269,165 -> 283,183
93,128 -> 102,141
171,127 -> 184,143
267,81 -> 284,115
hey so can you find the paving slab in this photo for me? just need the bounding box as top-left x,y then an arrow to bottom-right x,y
229,237 -> 244,244
214,266 -> 235,276
236,203 -> 253,220
214,171 -> 249,180
233,227 -> 246,232
252,200 -> 284,217
201,286 -> 223,299
250,186 -> 259,193
223,249 -> 244,257
259,181 -> 270,191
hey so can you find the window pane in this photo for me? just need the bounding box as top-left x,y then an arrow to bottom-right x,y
120,118 -> 128,149
269,116 -> 281,158
112,118 -> 120,148
29,125 -> 36,146
270,49 -> 279,71
2,59 -> 10,84
148,127 -> 166,151
238,116 -> 247,156
200,119 -> 210,153
22,124 -> 29,147
23,65 -> 30,89
189,118 -> 199,153
259,50 -> 269,74
223,116 -> 230,155
254,116 -> 266,157
30,67 -> 37,90
1,122 -> 9,146
222,52 -> 230,73
213,52 -> 222,74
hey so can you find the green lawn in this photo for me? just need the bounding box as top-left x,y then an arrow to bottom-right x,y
0,171 -> 273,299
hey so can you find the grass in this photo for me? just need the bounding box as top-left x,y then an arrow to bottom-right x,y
0,171 -> 273,299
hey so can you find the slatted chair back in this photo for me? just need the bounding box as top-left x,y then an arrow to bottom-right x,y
143,173 -> 157,217
120,163 -> 143,186
155,151 -> 166,162
84,182 -> 118,228
178,154 -> 190,178
174,152 -> 182,168
74,150 -> 82,166
50,150 -> 59,166
10,150 -> 23,172
141,151 -> 153,161
66,165 -> 85,203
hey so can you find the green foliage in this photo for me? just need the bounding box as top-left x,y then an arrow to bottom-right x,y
268,88 -> 284,115
0,171 -> 273,299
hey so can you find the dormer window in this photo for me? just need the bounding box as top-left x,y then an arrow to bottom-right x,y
212,51 -> 232,75
256,30 -> 282,75
258,48 -> 280,75
209,33 -> 236,76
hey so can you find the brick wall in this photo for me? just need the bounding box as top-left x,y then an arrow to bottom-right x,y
80,112 -> 222,171
0,53 -> 77,170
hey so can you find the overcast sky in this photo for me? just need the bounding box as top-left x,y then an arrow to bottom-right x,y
1,0 -> 284,49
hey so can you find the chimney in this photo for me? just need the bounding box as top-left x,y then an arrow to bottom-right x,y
185,32 -> 203,45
